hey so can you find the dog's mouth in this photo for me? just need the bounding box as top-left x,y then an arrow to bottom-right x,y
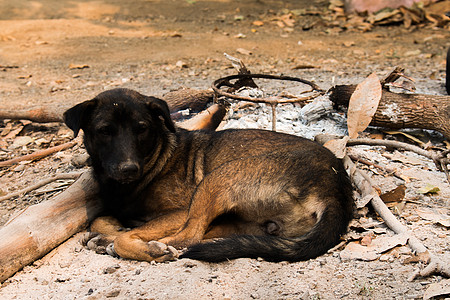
113,175 -> 141,184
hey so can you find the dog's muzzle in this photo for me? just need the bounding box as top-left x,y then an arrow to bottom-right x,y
114,161 -> 141,183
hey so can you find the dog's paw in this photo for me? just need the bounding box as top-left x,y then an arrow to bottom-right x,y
147,241 -> 179,262
80,232 -> 114,255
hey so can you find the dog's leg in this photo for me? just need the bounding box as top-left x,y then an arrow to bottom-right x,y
112,210 -> 188,262
158,175 -> 238,248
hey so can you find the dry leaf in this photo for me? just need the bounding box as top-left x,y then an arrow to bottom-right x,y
4,125 -> 24,140
417,184 -> 440,195
416,208 -> 449,227
347,72 -> 382,139
323,136 -> 349,159
403,250 -> 430,264
12,136 -> 33,148
380,185 -> 406,203
388,80 -> 416,92
423,279 -> 450,300
280,14 -> 295,27
252,20 -> 264,26
340,233 -> 409,261
360,232 -> 374,246
0,122 -> 13,136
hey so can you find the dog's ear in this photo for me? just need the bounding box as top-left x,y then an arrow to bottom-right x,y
146,96 -> 176,133
63,99 -> 97,137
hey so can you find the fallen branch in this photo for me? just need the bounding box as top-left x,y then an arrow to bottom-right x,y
342,155 -> 449,280
0,89 -> 214,123
0,171 -> 101,283
329,84 -> 450,140
347,153 -> 406,181
316,134 -> 449,280
347,138 -> 449,182
163,88 -> 214,113
0,172 -> 83,203
178,103 -> 227,131
0,141 -> 77,168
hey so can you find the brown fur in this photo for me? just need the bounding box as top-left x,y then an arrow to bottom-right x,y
64,88 -> 353,262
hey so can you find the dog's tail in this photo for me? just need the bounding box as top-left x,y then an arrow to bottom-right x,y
181,204 -> 351,262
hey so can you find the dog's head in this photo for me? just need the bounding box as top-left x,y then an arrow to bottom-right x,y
64,88 -> 176,183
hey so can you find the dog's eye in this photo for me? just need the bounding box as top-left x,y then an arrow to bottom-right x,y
97,126 -> 113,136
136,122 -> 148,134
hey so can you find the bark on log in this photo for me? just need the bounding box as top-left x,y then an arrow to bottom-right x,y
329,85 -> 450,140
0,171 -> 101,283
0,89 -> 214,123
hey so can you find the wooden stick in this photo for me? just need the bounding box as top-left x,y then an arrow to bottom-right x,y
0,89 -> 214,123
343,156 -> 428,253
0,171 -> 101,283
316,134 -> 448,279
0,141 -> 77,167
347,138 -> 449,182
0,172 -> 83,203
342,156 -> 450,280
178,104 -> 227,131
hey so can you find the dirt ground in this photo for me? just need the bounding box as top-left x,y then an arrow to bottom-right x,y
0,0 -> 449,299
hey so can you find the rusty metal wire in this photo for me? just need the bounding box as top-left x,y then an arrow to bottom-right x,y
212,73 -> 325,131
212,74 -> 324,105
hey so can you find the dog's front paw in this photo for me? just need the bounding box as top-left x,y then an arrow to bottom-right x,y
147,241 -> 179,262
80,232 -> 114,255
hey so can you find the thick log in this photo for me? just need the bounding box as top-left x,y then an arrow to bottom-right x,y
0,171 -> 101,283
163,88 -> 214,113
329,85 -> 450,140
0,89 -> 213,123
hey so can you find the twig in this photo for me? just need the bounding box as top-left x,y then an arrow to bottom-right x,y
0,141 -> 77,167
343,155 -> 449,280
347,138 -> 450,182
0,172 -> 83,202
348,153 -> 406,181
380,66 -> 406,86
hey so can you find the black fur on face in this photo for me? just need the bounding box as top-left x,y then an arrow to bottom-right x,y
63,88 -> 175,184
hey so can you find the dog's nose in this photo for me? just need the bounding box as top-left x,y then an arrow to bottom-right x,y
118,162 -> 140,178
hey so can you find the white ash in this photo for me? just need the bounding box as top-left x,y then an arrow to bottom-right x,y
223,97 -> 348,140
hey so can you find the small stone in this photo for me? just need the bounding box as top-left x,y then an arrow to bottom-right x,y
103,264 -> 120,274
105,289 -> 121,298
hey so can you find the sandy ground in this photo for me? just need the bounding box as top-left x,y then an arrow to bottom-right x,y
0,0 -> 449,299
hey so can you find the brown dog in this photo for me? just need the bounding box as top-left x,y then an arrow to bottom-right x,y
64,88 -> 353,262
